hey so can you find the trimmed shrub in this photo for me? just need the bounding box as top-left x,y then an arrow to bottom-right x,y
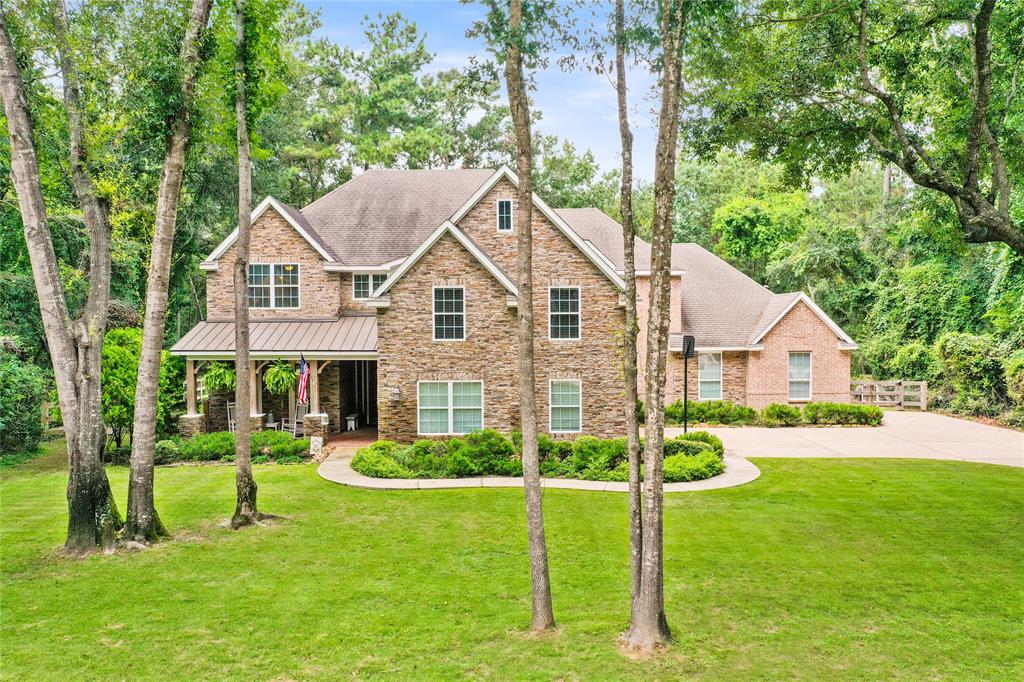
351,447 -> 413,478
154,439 -> 179,465
761,403 -> 802,426
802,402 -> 883,426
252,454 -> 271,465
663,437 -> 714,458
664,451 -> 725,482
179,431 -> 235,461
671,430 -> 724,457
176,430 -> 310,462
666,400 -> 758,425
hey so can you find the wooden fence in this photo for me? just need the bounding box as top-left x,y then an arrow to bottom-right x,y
851,380 -> 927,410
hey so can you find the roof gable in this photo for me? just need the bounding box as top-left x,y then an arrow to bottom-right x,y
203,197 -> 336,267
450,167 -> 626,290
749,292 -> 857,347
373,221 -> 518,300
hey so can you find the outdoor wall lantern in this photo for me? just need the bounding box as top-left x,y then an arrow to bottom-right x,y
389,387 -> 401,403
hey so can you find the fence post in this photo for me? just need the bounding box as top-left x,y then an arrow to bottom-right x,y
920,381 -> 927,412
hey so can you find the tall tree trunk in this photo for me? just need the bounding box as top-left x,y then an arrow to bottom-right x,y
505,0 -> 555,632
125,0 -> 213,545
231,0 -> 258,528
624,0 -> 687,652
614,0 -> 643,609
3,2 -> 123,554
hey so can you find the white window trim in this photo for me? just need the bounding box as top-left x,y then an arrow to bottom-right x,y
248,263 -> 300,309
416,380 -> 484,435
547,286 -> 581,341
352,272 -> 387,300
432,285 -> 466,341
496,198 -> 513,232
788,351 -> 813,402
548,378 -> 582,433
698,352 -> 723,401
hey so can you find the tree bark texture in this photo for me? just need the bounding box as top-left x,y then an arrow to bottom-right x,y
614,0 -> 643,610
624,0 -> 688,652
1,3 -> 122,553
231,0 -> 258,529
505,0 -> 555,633
125,0 -> 213,544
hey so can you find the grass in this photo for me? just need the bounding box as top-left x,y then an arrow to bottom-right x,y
1,441 -> 1022,680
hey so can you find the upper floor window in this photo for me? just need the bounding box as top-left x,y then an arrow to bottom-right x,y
698,352 -> 722,401
788,352 -> 812,401
433,287 -> 465,340
353,273 -> 387,300
549,287 -> 580,339
497,199 -> 512,231
248,263 -> 299,308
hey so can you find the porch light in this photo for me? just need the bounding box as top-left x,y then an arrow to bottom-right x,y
389,387 -> 401,402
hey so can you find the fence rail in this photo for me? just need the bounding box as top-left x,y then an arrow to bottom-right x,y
851,380 -> 927,411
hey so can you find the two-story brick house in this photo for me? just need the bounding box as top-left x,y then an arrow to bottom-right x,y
171,167 -> 856,441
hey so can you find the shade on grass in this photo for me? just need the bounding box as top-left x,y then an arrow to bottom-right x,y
1,442 -> 1022,680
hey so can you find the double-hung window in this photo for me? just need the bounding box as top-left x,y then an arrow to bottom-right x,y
548,287 -> 580,340
433,287 -> 465,340
698,352 -> 723,401
248,263 -> 299,308
497,199 -> 512,231
353,273 -> 387,300
418,381 -> 483,435
549,380 -> 581,433
788,352 -> 812,401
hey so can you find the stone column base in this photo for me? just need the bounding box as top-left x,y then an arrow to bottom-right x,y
249,414 -> 266,432
179,413 -> 206,439
303,413 -> 329,441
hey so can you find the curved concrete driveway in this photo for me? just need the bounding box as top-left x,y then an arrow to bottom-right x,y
667,410 -> 1023,468
318,449 -> 761,493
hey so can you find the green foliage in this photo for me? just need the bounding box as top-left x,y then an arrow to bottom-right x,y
802,403 -> 883,427
262,360 -> 296,395
663,451 -> 725,483
0,350 -> 48,455
711,192 -> 813,281
1004,351 -> 1024,409
176,430 -> 309,462
202,362 -> 236,393
154,440 -> 179,466
935,333 -> 1008,416
101,328 -> 143,449
666,400 -> 758,426
761,403 -> 802,427
888,342 -> 939,383
354,431 -> 724,484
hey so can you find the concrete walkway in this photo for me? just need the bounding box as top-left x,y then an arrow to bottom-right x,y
317,445 -> 761,493
667,410 -> 1023,468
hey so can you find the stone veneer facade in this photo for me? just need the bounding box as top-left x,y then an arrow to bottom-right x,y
377,182 -> 627,442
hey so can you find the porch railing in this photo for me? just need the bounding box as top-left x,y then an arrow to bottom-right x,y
851,380 -> 927,411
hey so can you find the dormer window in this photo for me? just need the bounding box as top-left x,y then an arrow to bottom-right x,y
248,263 -> 299,308
497,199 -> 512,231
353,273 -> 387,299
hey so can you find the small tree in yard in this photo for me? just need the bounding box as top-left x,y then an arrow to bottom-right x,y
102,329 -> 143,450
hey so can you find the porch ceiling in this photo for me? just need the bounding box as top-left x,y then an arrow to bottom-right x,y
170,315 -> 377,359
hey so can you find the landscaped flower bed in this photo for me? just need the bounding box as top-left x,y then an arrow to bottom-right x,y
351,429 -> 726,483
153,430 -> 311,465
661,399 -> 884,427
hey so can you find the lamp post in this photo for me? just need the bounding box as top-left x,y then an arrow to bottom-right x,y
682,335 -> 695,434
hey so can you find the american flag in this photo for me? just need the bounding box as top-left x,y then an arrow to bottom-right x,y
297,355 -> 309,405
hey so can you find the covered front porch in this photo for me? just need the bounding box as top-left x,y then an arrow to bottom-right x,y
170,316 -> 378,441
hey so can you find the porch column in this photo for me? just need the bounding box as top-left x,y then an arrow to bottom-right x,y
250,361 -> 260,416
185,359 -> 197,414
309,359 -> 320,413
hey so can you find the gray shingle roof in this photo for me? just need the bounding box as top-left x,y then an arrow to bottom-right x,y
556,208 -> 824,348
299,168 -> 494,265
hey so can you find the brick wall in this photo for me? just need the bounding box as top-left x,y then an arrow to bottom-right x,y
745,300 -> 852,408
377,189 -> 627,442
206,207 -> 342,320
670,351 -> 748,404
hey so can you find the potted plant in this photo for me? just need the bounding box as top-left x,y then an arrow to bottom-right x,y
201,361 -> 236,392
263,360 -> 297,395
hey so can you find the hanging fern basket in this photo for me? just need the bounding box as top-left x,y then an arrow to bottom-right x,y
263,360 -> 298,395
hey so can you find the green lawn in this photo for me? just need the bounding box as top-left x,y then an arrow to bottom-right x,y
2,442 -> 1022,680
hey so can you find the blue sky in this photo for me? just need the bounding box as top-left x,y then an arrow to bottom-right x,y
300,0 -> 659,181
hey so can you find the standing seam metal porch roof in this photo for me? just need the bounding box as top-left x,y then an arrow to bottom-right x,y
170,315 -> 377,356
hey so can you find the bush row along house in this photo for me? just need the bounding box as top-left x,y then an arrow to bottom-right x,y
171,167 -> 857,441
